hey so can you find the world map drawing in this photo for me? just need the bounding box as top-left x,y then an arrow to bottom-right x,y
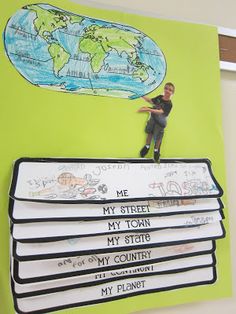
4,3 -> 167,99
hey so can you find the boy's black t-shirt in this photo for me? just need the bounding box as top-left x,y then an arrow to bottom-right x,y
151,95 -> 172,116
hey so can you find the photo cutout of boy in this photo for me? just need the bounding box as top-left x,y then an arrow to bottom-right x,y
138,82 -> 175,162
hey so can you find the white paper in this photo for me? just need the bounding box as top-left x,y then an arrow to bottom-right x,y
15,241 -> 214,281
14,222 -> 224,261
12,159 -> 222,202
14,267 -> 215,313
13,254 -> 214,295
12,210 -> 223,241
10,198 -> 222,222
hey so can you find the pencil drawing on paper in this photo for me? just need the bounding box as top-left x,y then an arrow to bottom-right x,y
28,172 -> 108,200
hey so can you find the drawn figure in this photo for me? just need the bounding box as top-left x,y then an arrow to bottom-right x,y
57,172 -> 87,186
180,199 -> 196,206
29,188 -> 57,199
80,188 -> 97,197
57,172 -> 100,198
138,82 -> 175,162
98,184 -> 108,194
170,243 -> 195,254
28,172 -> 105,200
57,172 -> 99,187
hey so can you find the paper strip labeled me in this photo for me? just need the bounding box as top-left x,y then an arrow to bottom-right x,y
10,158 -> 223,203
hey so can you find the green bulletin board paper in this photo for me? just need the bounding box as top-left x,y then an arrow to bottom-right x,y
0,1 -> 231,313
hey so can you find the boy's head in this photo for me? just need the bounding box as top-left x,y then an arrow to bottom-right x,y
164,82 -> 175,98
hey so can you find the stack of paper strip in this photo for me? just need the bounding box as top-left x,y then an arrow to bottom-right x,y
8,158 -> 225,314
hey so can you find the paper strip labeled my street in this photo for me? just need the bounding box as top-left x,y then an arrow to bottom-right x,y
9,198 -> 223,222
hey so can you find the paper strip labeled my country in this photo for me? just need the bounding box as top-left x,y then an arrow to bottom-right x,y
12,210 -> 223,242
12,254 -> 215,297
9,198 -> 223,223
13,267 -> 216,314
14,222 -> 224,261
10,158 -> 223,203
14,241 -> 214,283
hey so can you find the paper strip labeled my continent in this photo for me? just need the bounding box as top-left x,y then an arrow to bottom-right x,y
10,158 -> 223,203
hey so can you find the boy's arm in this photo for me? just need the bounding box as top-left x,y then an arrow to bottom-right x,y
138,107 -> 164,114
142,96 -> 153,104
150,108 -> 164,114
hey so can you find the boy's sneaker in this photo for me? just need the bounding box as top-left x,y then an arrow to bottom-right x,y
154,150 -> 160,163
140,145 -> 149,157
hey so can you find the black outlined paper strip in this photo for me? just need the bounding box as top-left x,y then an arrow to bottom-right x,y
13,240 -> 215,284
9,158 -> 223,204
11,210 -> 224,242
8,198 -> 224,223
13,222 -> 225,261
12,267 -> 216,314
12,253 -> 215,298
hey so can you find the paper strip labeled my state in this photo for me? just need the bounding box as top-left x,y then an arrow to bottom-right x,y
13,222 -> 225,261
12,254 -> 215,297
12,210 -> 224,242
14,241 -> 215,283
9,198 -> 223,223
13,267 -> 216,314
10,158 -> 223,203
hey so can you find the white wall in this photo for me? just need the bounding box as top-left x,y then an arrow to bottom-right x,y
71,1 -> 236,313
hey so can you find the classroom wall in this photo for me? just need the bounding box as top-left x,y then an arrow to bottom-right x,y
71,0 -> 236,313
